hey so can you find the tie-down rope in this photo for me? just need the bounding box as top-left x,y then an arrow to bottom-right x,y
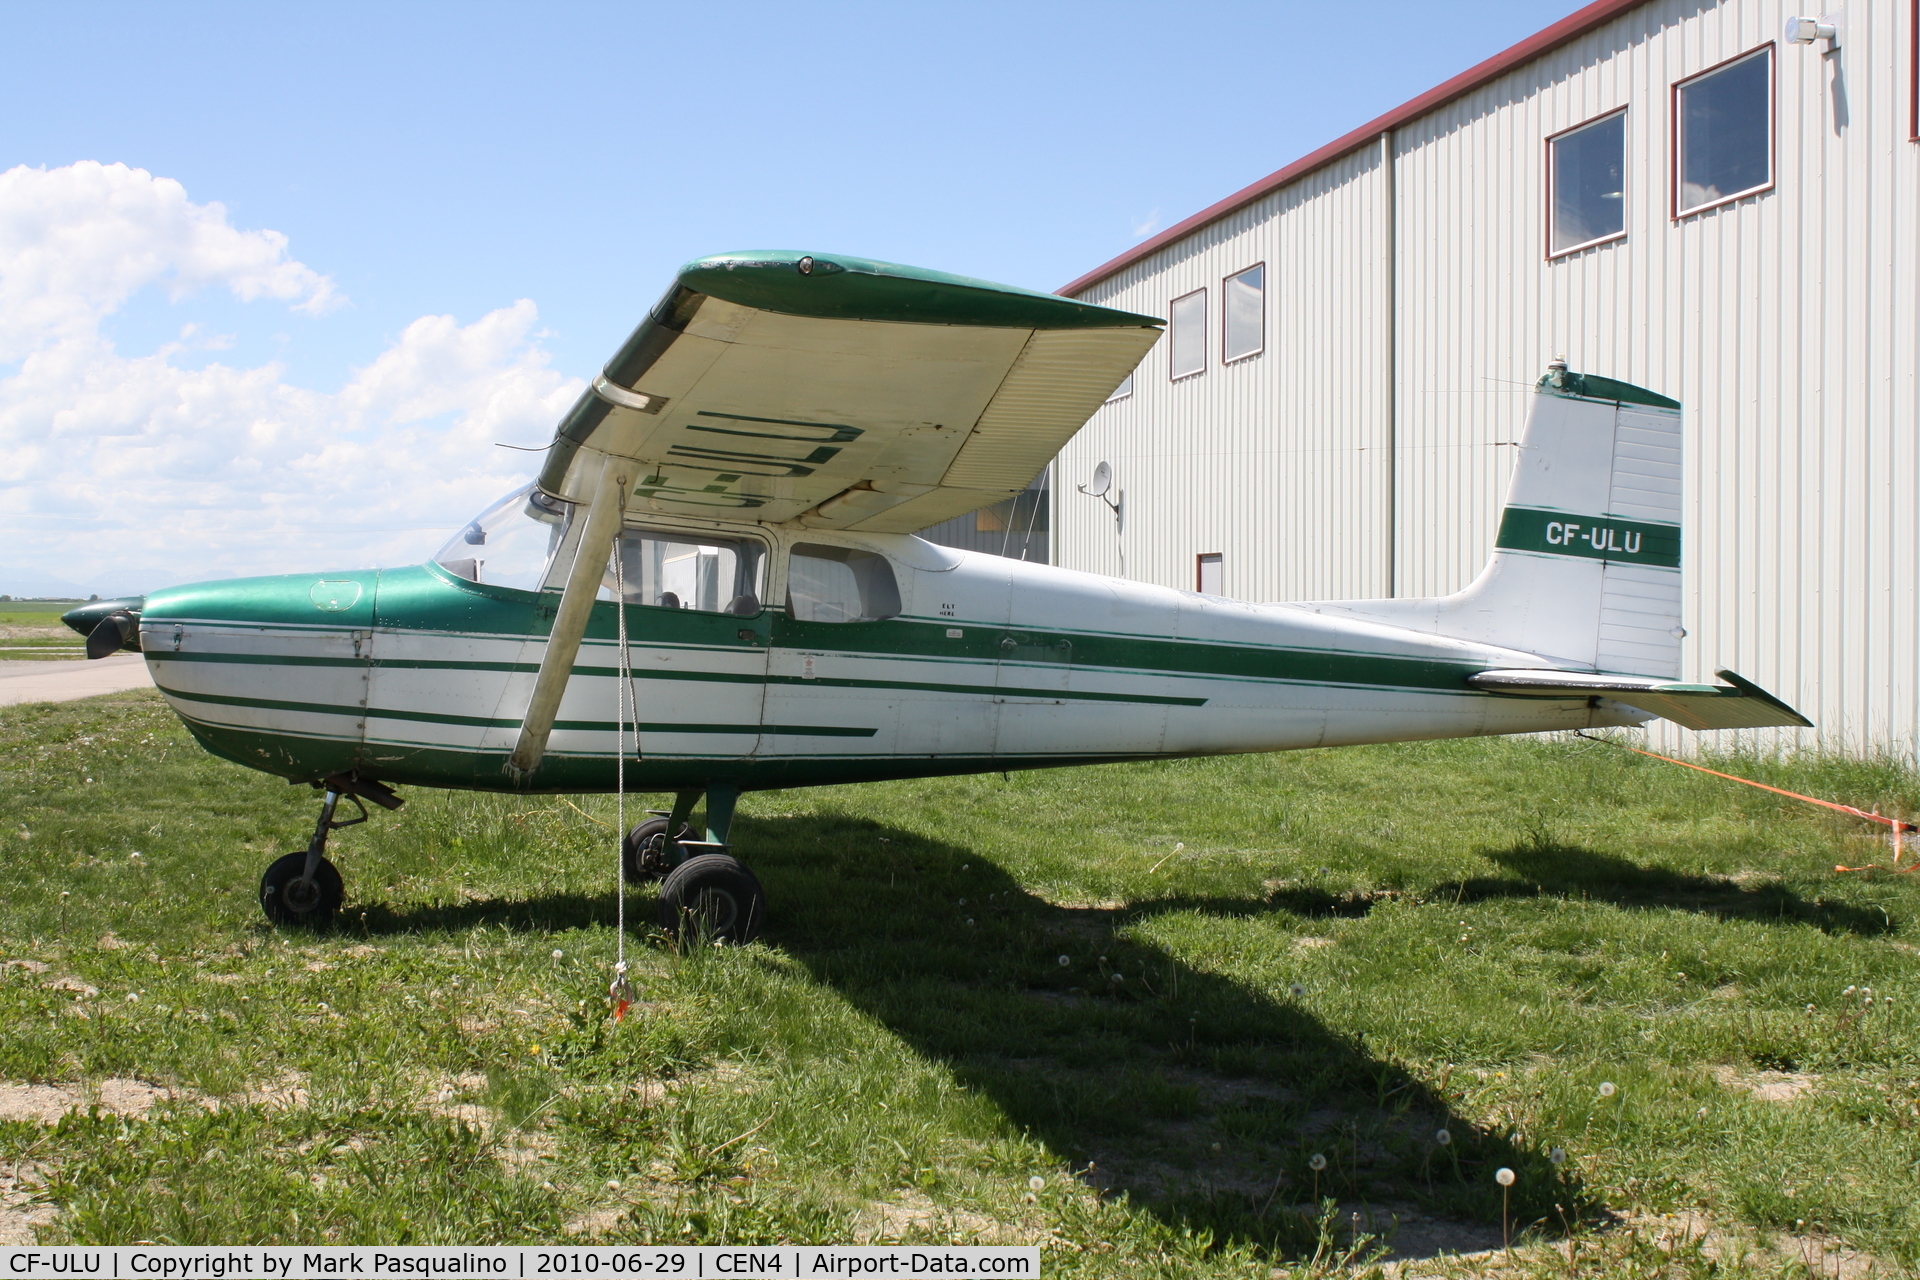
609,545 -> 639,1018
1575,732 -> 1918,873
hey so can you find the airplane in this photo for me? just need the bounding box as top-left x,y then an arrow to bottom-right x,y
63,251 -> 1810,941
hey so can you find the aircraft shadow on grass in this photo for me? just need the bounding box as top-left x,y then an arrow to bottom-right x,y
356,813 -> 1606,1258
1258,841 -> 1893,937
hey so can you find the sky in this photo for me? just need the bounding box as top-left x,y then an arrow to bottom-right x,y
0,0 -> 1579,598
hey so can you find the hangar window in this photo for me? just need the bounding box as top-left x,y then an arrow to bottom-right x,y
1169,288 -> 1206,380
609,528 -> 765,615
1548,109 -> 1627,255
1675,46 -> 1773,216
1223,265 -> 1264,362
1196,553 -> 1223,595
787,544 -> 901,623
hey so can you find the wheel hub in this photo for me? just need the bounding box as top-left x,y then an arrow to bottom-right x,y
281,875 -> 323,915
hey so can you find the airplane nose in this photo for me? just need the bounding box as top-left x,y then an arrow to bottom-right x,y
138,571 -> 380,781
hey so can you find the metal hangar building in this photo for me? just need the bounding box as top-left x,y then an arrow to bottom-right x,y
1048,0 -> 1919,753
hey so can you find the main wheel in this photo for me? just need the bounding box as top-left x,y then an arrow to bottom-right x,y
259,851 -> 344,926
621,817 -> 691,883
656,853 -> 765,944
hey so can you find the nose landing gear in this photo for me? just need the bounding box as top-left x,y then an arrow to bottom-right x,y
259,774 -> 403,926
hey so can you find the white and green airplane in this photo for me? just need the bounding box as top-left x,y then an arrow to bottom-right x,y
65,252 -> 1808,938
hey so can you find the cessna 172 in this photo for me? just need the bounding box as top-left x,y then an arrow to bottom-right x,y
65,251 -> 1809,940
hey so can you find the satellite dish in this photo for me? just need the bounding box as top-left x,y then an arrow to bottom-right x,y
1081,461 -> 1113,497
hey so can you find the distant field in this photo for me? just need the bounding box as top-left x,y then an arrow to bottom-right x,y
0,601 -> 87,660
2,692 -> 1917,1276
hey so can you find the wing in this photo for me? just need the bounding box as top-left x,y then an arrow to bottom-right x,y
534,252 -> 1163,531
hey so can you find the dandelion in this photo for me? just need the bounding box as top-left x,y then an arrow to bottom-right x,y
1289,983 -> 1306,998
960,864 -> 969,872
1807,1004 -> 1817,1014
1598,1081 -> 1617,1098
958,898 -> 966,906
530,1044 -> 542,1056
1309,1153 -> 1327,1171
965,918 -> 975,927
1028,1176 -> 1045,1192
1435,1128 -> 1452,1146
551,950 -> 564,960
1110,972 -> 1123,983
1549,1147 -> 1567,1165
1057,955 -> 1071,967
1844,986 -> 1856,996
607,1179 -> 621,1191
1696,1107 -> 1708,1118
1495,1168 -> 1516,1255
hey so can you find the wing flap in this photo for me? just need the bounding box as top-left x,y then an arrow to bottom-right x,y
1468,668 -> 1812,731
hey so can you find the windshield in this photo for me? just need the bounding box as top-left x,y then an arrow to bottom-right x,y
433,485 -> 572,591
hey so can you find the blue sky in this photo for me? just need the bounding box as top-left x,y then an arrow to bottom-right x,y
0,0 -> 1577,595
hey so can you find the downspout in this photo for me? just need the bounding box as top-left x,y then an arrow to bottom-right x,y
1380,129 -> 1398,598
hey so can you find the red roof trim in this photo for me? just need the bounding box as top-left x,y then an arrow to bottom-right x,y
1058,0 -> 1653,298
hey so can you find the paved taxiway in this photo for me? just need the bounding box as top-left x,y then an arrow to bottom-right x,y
0,654 -> 154,706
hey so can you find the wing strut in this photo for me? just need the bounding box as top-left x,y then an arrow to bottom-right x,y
507,458 -> 628,779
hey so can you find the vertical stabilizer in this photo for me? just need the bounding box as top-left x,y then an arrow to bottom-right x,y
1310,367 -> 1684,676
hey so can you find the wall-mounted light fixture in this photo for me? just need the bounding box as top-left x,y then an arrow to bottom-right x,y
1783,15 -> 1838,49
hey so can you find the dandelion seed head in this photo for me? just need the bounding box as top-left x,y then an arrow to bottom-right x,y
1495,1167 -> 1516,1187
1435,1128 -> 1451,1146
1028,1176 -> 1045,1192
551,950 -> 564,960
1549,1147 -> 1567,1165
1309,1153 -> 1327,1171
1289,983 -> 1306,998
1058,955 -> 1071,967
607,1179 -> 621,1191
1599,1082 -> 1617,1098
1844,986 -> 1856,996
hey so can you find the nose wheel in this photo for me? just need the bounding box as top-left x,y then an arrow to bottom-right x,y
260,774 -> 402,927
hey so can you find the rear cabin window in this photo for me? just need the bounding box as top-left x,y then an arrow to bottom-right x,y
608,529 -> 765,615
787,544 -> 901,623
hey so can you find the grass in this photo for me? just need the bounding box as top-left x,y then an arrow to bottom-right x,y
3,689 -> 1919,1276
0,600 -> 87,660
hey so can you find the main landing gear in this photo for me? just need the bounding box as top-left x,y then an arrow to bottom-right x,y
260,774 -> 404,926
632,783 -> 766,945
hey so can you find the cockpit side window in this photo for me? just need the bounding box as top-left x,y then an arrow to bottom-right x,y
433,486 -> 572,591
786,544 -> 901,623
607,529 -> 766,616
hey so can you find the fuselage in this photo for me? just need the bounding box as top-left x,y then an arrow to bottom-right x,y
136,527 -> 1632,795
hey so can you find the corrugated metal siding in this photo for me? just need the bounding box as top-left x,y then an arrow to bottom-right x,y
1062,146 -> 1392,602
1061,0 -> 1920,755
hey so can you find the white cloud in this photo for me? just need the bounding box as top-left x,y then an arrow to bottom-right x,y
1130,209 -> 1161,239
0,162 -> 580,596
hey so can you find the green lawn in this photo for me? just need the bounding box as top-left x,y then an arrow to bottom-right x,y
3,690 -> 1917,1277
0,600 -> 87,660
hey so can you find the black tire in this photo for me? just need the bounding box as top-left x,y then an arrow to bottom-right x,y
259,851 -> 343,926
656,853 -> 765,944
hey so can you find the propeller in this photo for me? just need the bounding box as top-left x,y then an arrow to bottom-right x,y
60,597 -> 146,659
84,611 -> 138,659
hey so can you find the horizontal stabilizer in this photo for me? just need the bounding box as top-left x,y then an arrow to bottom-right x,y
1468,668 -> 1812,731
